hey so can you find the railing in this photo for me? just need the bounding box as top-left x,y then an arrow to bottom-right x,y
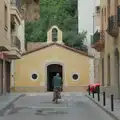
117,5 -> 120,26
100,30 -> 105,41
87,87 -> 115,112
10,0 -> 21,12
91,30 -> 100,46
11,35 -> 21,50
107,15 -> 118,37
91,30 -> 105,52
97,30 -> 105,52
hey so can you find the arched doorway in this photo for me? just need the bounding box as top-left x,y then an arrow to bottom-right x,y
47,64 -> 63,91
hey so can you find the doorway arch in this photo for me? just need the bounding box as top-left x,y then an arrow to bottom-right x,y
47,64 -> 63,91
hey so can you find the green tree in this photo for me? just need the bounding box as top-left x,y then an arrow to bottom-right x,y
25,0 -> 88,52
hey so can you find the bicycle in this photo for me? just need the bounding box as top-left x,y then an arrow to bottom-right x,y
54,87 -> 61,104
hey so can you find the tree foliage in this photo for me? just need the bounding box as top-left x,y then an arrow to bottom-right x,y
25,0 -> 88,52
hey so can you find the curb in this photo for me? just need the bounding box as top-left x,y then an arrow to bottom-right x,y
86,94 -> 120,120
0,94 -> 25,116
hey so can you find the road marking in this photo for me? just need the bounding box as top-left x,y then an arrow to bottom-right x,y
62,93 -> 71,97
26,93 -> 52,96
16,105 -> 68,109
26,92 -> 84,97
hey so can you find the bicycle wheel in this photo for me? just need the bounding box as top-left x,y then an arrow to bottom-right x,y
55,91 -> 58,104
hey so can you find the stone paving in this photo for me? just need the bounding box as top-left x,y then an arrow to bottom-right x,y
0,93 -> 24,112
0,92 -> 115,120
86,93 -> 120,120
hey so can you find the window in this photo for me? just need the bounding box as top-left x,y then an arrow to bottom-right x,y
4,5 -> 8,29
72,73 -> 80,81
4,5 -> 8,38
11,17 -> 15,32
104,8 -> 106,22
30,72 -> 39,80
107,55 -> 111,86
115,48 -> 119,85
107,0 -> 110,17
102,58 -> 104,86
114,0 -> 118,14
102,8 -> 103,16
52,28 -> 58,42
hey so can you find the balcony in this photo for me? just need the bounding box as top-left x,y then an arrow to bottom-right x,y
0,28 -> 10,51
117,5 -> 120,26
91,30 -> 105,52
11,0 -> 21,11
11,35 -> 21,50
10,0 -> 22,24
107,15 -> 119,37
3,35 -> 21,59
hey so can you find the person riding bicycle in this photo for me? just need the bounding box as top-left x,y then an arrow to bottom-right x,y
52,73 -> 62,101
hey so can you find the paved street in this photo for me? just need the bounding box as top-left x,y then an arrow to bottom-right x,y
0,92 -> 115,120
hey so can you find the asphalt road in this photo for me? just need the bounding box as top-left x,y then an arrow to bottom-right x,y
0,92 -> 114,120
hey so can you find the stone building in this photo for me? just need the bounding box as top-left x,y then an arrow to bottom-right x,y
92,0 -> 120,99
0,0 -> 25,94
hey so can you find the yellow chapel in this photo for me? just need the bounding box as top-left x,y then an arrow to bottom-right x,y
13,26 -> 94,92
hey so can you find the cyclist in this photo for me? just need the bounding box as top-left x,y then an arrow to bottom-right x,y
52,73 -> 62,101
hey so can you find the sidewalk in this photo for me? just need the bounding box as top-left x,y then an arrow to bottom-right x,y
0,93 -> 25,115
86,93 -> 120,120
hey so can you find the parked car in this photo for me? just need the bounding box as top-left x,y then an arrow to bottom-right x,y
87,83 -> 100,93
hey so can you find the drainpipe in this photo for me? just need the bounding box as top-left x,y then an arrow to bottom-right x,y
93,13 -> 95,34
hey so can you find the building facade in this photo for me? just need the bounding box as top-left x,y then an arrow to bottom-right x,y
0,0 -> 25,95
92,0 -> 120,99
92,0 -> 101,84
14,26 -> 93,92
